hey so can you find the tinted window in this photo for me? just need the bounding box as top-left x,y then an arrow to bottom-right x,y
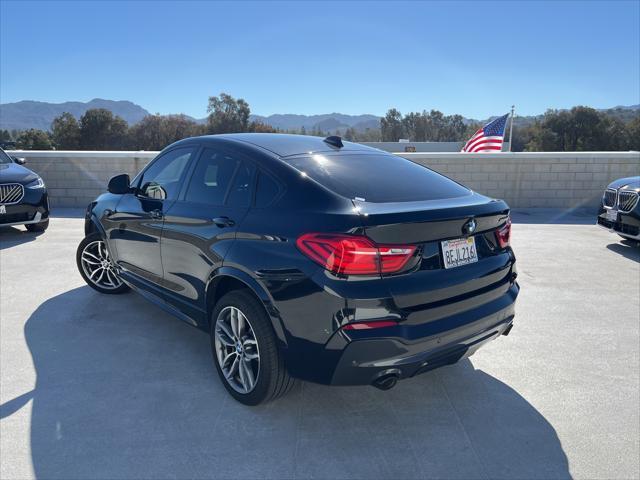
286,153 -> 470,203
139,147 -> 194,200
226,161 -> 255,207
184,148 -> 239,205
0,149 -> 12,164
255,172 -> 279,207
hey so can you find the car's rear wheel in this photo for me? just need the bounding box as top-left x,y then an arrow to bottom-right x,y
25,218 -> 49,232
211,290 -> 296,405
76,233 -> 130,294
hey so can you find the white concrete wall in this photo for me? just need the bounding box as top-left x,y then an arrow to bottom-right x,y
399,151 -> 639,208
6,150 -> 639,209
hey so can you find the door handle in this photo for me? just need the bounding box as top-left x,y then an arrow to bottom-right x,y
212,216 -> 235,227
150,209 -> 163,220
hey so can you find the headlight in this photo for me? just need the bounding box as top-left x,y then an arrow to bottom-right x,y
26,177 -> 45,189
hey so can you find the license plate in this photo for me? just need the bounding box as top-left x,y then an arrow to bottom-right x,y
606,209 -> 618,222
0,205 -> 5,214
441,236 -> 478,269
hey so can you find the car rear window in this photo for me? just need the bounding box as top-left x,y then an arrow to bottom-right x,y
285,153 -> 470,203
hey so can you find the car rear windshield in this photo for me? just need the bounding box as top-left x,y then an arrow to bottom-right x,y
285,153 -> 470,203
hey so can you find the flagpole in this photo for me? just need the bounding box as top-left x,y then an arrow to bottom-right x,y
508,105 -> 515,152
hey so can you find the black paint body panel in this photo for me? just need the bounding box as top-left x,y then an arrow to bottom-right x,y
85,134 -> 519,386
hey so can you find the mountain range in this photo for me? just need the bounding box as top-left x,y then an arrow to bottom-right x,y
0,98 -> 638,133
0,99 -> 150,131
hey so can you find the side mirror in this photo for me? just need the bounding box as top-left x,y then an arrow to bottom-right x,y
108,174 -> 131,195
12,156 -> 26,165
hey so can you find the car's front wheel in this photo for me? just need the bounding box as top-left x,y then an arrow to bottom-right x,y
76,233 -> 130,294
211,290 -> 296,405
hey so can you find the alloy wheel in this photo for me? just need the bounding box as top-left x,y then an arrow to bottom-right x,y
214,306 -> 260,394
80,240 -> 123,290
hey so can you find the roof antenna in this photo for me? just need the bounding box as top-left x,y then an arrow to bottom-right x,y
323,135 -> 343,148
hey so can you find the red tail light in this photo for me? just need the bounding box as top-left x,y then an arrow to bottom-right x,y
496,218 -> 512,248
296,233 -> 416,276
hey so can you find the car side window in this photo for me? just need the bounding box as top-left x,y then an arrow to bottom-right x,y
184,148 -> 240,206
255,171 -> 280,207
138,148 -> 195,200
226,161 -> 256,207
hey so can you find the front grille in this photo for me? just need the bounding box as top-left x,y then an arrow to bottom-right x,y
618,191 -> 639,213
603,188 -> 617,208
0,183 -> 24,205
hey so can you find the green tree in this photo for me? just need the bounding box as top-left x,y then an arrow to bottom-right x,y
626,116 -> 640,151
51,112 -> 81,149
248,121 -> 277,133
509,122 -> 536,152
441,114 -> 467,141
206,93 -> 250,134
524,106 -> 630,151
355,127 -> 381,142
79,108 -> 129,150
16,129 -> 53,150
401,112 -> 423,141
128,114 -> 202,150
343,127 -> 356,141
0,129 -> 11,142
381,108 -> 404,141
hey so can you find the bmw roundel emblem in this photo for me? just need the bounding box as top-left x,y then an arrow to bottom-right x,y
463,218 -> 477,235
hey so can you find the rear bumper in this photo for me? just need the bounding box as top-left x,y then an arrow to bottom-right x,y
328,282 -> 518,386
0,189 -> 49,227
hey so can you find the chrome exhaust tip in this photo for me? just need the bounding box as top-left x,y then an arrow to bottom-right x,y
372,373 -> 399,391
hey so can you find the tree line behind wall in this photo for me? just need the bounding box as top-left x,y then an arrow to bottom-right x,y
2,93 -> 638,151
380,106 -> 640,151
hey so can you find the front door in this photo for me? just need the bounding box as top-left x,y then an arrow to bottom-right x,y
109,146 -> 196,290
160,146 -> 255,324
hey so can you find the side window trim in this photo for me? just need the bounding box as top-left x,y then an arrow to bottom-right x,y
221,161 -> 243,206
252,169 -> 284,209
133,146 -> 196,201
177,145 -> 204,201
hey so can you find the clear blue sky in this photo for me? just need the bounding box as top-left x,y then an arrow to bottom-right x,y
1,0 -> 639,119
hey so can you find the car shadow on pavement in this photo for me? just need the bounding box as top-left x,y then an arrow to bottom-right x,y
606,240 -> 640,263
0,226 -> 45,250
7,286 -> 570,480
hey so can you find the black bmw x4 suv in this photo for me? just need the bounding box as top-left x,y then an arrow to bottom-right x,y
77,134 -> 519,405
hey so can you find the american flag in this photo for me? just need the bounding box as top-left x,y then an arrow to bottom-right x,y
461,113 -> 509,153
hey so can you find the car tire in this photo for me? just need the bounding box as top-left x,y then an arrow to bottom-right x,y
76,232 -> 130,294
210,289 -> 296,405
25,218 -> 49,232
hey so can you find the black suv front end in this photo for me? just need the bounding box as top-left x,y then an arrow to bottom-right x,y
0,149 -> 50,232
597,176 -> 640,242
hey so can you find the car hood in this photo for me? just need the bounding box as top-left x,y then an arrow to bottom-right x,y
0,162 -> 38,184
608,176 -> 640,192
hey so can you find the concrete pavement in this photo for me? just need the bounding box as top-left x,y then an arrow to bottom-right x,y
1,209 -> 638,479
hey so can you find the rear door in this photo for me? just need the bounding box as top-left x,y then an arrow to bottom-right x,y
160,146 -> 256,324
